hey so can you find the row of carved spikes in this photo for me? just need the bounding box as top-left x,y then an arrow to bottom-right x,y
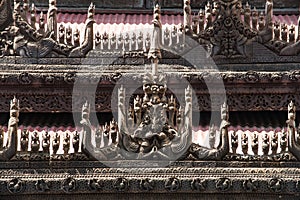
14,120 -> 119,154
229,129 -> 289,156
16,129 -> 81,155
273,22 -> 299,43
72,24 -> 186,52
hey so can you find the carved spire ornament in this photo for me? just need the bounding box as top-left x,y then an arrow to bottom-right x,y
148,3 -> 162,75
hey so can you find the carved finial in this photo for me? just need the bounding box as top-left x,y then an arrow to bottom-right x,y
66,25 -> 72,45
58,24 -> 65,44
47,0 -> 57,39
30,3 -> 36,28
148,3 -> 162,75
274,21 -> 280,40
73,28 -> 80,47
198,9 -> 205,32
252,7 -> 258,30
281,23 -> 288,42
23,0 -> 29,20
10,96 -> 20,113
183,0 -> 192,34
192,15 -> 199,34
221,102 -> 229,121
288,101 -> 296,121
244,2 -> 251,26
258,12 -> 265,31
205,1 -> 212,28
8,96 -> 20,126
212,1 -> 220,16
164,27 -> 170,46
39,12 -> 45,34
265,0 -> 273,27
289,25 -> 295,43
95,31 -> 101,46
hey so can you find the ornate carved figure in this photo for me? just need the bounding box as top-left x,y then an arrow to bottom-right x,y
200,0 -> 257,58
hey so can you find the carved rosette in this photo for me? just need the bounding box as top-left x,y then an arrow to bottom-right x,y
7,178 -> 25,194
268,178 -> 284,192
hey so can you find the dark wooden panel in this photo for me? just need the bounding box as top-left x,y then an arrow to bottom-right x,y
31,0 -> 145,9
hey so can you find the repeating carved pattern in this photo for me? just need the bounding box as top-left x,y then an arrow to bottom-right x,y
0,167 -> 298,195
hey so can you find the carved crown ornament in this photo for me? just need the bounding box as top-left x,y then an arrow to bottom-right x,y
0,0 -> 299,61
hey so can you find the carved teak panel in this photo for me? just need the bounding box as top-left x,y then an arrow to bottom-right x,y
0,0 -> 300,199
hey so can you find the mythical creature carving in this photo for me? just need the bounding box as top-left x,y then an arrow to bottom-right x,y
69,3 -> 95,57
0,0 -> 96,58
188,102 -> 230,160
12,0 -> 72,57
